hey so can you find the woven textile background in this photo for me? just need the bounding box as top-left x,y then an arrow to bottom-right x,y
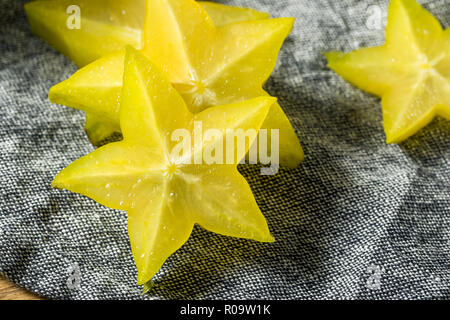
0,0 -> 449,300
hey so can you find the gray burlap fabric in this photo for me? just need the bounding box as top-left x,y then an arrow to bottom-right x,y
0,0 -> 449,300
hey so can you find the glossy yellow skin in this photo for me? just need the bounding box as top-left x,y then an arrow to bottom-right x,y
25,0 -> 268,67
49,0 -> 304,168
53,47 -> 275,284
326,0 -> 450,143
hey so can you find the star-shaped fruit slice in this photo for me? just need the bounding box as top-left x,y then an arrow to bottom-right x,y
325,0 -> 450,143
27,0 -> 270,145
52,47 -> 275,284
25,0 -> 269,67
25,0 -> 145,67
49,0 -> 303,168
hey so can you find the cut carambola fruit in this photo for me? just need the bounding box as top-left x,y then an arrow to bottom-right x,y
49,0 -> 304,168
325,0 -> 450,143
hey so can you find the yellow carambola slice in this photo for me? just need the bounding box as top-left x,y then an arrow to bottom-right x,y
325,0 -> 450,143
25,0 -> 270,67
53,47 -> 275,284
50,0 -> 304,168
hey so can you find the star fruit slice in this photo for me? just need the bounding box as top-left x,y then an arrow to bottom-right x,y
53,47 -> 275,284
25,0 -> 269,68
49,0 -> 304,168
325,0 -> 450,143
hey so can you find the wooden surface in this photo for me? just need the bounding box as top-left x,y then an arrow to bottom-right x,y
0,276 -> 44,300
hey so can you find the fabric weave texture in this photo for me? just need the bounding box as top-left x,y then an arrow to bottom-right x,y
0,0 -> 449,299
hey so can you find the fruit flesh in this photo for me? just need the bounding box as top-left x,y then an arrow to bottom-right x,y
325,0 -> 450,143
53,47 -> 275,284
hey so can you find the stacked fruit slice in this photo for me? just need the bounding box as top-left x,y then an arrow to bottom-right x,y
26,0 -> 303,285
